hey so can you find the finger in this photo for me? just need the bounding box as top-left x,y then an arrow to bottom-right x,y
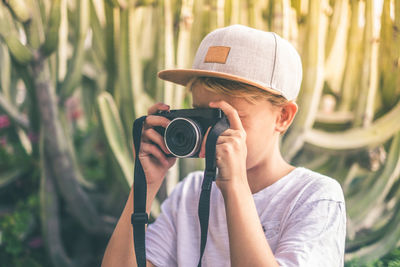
144,115 -> 170,129
147,102 -> 170,115
166,156 -> 177,166
209,101 -> 244,131
198,127 -> 211,158
215,135 -> 244,150
217,129 -> 246,139
142,128 -> 170,154
140,142 -> 169,166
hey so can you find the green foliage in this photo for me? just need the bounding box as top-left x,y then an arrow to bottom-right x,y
73,127 -> 107,184
0,194 -> 49,267
346,247 -> 400,267
379,248 -> 400,267
1,195 -> 36,255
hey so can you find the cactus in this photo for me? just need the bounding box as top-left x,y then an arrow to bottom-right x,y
2,36 -> 33,64
304,101 -> 400,151
39,135 -> 72,267
379,0 -> 400,109
40,0 -> 61,56
281,0 -> 328,160
324,0 -> 348,95
0,5 -> 33,64
3,0 -> 31,23
59,0 -> 90,100
97,91 -> 133,186
353,0 -> 378,128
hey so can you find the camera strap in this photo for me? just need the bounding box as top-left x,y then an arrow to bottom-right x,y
198,116 -> 229,266
131,115 -> 229,267
131,115 -> 148,267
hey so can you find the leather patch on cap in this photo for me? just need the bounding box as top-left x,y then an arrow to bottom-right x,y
204,46 -> 231,64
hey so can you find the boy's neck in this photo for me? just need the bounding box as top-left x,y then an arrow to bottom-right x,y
246,150 -> 295,194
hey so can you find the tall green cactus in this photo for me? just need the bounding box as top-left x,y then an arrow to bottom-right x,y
0,1 -> 114,265
97,91 -> 133,187
281,0 -> 328,160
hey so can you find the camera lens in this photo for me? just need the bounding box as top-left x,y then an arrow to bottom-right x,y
164,118 -> 202,157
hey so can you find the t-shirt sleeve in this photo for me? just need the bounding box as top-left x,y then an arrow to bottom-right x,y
274,180 -> 346,267
145,182 -> 183,267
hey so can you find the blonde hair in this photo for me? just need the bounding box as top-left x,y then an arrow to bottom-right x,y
187,77 -> 289,106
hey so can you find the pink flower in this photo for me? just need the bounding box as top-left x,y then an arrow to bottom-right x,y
28,236 -> 43,248
0,136 -> 6,146
28,132 -> 39,143
0,115 -> 10,129
65,96 -> 83,121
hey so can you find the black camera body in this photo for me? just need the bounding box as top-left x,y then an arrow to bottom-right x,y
154,108 -> 226,158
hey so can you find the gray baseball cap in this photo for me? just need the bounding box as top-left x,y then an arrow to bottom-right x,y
158,24 -> 303,100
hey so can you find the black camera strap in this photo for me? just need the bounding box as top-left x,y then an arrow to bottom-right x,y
131,115 -> 148,267
197,116 -> 229,266
131,115 -> 229,267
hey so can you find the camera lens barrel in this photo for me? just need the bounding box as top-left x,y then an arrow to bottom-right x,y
164,118 -> 202,158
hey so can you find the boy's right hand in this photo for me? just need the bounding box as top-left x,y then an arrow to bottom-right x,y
137,102 -> 176,187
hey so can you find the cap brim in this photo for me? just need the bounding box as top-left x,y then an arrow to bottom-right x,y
158,69 -> 282,97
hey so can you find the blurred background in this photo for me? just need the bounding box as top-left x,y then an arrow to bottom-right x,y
0,0 -> 399,266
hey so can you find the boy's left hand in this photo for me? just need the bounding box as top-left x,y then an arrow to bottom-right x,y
200,100 -> 248,193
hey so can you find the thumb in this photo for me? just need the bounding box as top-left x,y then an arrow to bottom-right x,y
199,127 -> 211,158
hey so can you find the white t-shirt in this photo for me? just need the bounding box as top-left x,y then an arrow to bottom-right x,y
146,167 -> 346,267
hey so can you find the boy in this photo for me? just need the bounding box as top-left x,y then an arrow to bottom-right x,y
102,25 -> 346,266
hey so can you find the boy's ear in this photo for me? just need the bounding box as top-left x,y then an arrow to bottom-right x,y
275,101 -> 298,133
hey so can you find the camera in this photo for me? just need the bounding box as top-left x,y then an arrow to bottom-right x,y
154,108 -> 226,158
